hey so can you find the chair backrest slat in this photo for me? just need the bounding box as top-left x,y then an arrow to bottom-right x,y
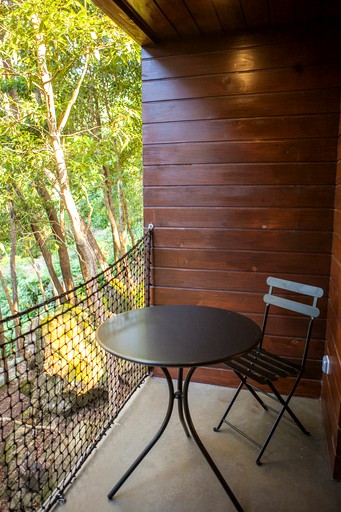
260,277 -> 323,354
266,276 -> 323,299
263,293 -> 320,318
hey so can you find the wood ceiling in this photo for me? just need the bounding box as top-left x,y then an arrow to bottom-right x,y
92,0 -> 341,46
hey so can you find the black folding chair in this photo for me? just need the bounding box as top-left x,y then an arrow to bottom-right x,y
214,276 -> 324,465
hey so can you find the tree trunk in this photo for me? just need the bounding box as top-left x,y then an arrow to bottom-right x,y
96,85 -> 128,259
0,306 -> 10,385
8,202 -> 19,315
29,252 -> 48,303
0,269 -> 16,317
1,58 -> 20,118
31,220 -> 65,296
113,140 -> 128,254
117,178 -> 128,250
102,165 -> 124,259
80,217 -> 107,271
120,183 -> 135,246
0,269 -> 23,352
35,183 -> 74,292
14,185 -> 65,297
7,203 -> 23,350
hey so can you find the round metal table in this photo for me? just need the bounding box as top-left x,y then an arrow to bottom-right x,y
96,305 -> 261,512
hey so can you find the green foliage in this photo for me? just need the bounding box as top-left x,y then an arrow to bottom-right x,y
0,0 -> 143,316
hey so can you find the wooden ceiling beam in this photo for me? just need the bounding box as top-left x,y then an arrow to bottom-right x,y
92,0 -> 156,45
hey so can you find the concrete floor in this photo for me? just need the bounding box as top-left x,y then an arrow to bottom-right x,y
53,376 -> 341,512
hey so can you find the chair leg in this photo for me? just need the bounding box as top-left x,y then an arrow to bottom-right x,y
256,399 -> 291,465
214,378 -> 245,431
268,381 -> 310,436
234,370 -> 269,411
215,374 -> 310,466
214,373 -> 269,432
256,379 -> 309,465
244,382 -> 268,411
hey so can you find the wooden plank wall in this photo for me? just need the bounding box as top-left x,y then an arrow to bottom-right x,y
322,99 -> 341,478
142,25 -> 340,398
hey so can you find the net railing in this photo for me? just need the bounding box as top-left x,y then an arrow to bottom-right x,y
0,228 -> 153,512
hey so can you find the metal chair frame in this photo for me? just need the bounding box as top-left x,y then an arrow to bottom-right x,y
214,276 -> 324,465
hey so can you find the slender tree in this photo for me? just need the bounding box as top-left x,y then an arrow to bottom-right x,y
30,13 -> 98,281
0,0 -> 142,311
0,305 -> 10,385
35,183 -> 74,291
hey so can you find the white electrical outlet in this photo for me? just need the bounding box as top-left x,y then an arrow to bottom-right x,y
322,355 -> 331,374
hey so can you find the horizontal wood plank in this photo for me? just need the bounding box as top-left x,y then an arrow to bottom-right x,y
143,66 -> 341,102
142,89 -> 340,123
145,207 -> 333,230
143,139 -> 337,165
152,228 -> 332,253
144,185 -> 334,208
153,268 -> 329,294
142,40 -> 338,80
152,248 -> 331,274
143,114 -> 339,144
151,288 -> 329,329
263,335 -> 325,359
144,163 -> 336,186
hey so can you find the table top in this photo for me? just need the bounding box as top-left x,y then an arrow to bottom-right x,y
96,305 -> 261,368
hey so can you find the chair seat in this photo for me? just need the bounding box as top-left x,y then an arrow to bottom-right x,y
226,348 -> 300,385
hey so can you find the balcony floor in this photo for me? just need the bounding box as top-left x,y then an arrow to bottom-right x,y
52,376 -> 341,512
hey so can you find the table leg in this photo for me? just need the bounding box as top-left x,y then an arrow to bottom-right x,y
107,367 -> 174,500
183,366 -> 245,512
176,368 -> 190,437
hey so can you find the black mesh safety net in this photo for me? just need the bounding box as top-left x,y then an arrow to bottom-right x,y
0,228 -> 153,512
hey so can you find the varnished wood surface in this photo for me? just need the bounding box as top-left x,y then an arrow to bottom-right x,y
143,115 -> 339,144
142,24 -> 340,403
150,228 -> 332,253
151,249 -> 332,275
144,139 -> 337,165
144,185 -> 334,207
152,267 -> 329,292
93,0 -> 341,45
142,39 -> 339,80
144,163 -> 336,186
145,207 -> 333,230
143,66 -> 341,102
143,88 -> 340,123
140,22 -> 341,478
323,149 -> 341,477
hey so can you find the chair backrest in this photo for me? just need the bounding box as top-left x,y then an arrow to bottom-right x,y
264,277 -> 323,318
261,277 -> 324,365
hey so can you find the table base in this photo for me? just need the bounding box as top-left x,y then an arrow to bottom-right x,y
107,367 -> 244,512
